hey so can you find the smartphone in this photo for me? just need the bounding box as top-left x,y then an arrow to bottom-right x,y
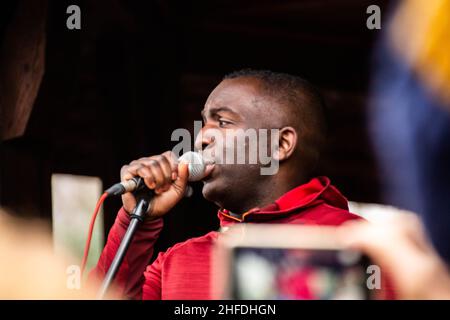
211,224 -> 372,300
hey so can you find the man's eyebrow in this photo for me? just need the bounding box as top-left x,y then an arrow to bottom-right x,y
201,106 -> 240,119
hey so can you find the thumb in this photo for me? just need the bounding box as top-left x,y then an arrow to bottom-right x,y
173,162 -> 189,191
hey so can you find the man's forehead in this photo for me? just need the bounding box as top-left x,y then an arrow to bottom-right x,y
203,78 -> 265,114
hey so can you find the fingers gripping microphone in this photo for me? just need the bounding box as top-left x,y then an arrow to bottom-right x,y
97,152 -> 212,299
104,152 -> 210,197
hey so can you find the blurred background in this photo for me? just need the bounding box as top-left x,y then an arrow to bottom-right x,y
0,0 -> 393,267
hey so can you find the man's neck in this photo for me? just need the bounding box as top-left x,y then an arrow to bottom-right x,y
226,175 -> 308,214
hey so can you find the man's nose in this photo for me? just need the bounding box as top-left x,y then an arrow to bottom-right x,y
194,127 -> 214,151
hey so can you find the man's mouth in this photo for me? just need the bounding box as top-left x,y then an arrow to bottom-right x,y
202,163 -> 215,182
200,151 -> 216,181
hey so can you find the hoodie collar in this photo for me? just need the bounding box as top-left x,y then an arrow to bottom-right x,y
217,176 -> 348,226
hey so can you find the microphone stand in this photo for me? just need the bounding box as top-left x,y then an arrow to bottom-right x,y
97,189 -> 152,299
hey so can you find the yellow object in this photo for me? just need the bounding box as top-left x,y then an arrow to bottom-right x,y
390,0 -> 450,107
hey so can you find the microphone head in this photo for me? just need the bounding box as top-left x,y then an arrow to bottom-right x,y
178,151 -> 207,182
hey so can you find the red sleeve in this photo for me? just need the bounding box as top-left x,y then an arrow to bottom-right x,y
141,251 -> 165,299
89,207 -> 163,299
141,242 -> 186,300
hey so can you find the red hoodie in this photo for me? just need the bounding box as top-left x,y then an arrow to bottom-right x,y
91,176 -> 362,299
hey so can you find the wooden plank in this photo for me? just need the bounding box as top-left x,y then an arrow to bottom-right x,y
0,0 -> 47,141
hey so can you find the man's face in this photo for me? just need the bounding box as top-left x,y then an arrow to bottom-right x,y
195,77 -> 280,209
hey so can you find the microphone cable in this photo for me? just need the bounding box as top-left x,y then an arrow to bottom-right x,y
81,192 -> 108,277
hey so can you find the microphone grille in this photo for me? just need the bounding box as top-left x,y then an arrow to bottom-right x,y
178,151 -> 206,182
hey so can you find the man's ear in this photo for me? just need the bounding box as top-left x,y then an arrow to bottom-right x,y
273,126 -> 297,162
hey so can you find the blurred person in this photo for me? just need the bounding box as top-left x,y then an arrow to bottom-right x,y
370,0 -> 450,262
0,208 -> 102,299
90,70 -> 365,300
337,0 -> 450,300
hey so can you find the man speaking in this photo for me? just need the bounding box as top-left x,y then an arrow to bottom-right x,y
90,69 -> 361,299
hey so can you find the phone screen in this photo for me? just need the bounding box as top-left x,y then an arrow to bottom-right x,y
230,247 -> 371,300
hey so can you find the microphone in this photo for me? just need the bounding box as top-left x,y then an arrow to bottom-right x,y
98,153 -> 212,298
104,151 -> 211,197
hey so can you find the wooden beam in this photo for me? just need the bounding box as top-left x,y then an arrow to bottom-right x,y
0,0 -> 47,141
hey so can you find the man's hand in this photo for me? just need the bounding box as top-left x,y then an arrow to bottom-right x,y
338,214 -> 450,299
120,151 -> 189,219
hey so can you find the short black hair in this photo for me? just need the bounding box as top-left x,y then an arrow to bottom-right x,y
224,69 -> 328,176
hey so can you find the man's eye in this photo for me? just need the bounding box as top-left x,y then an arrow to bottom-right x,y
218,119 -> 231,127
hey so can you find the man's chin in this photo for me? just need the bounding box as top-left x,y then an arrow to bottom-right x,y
201,179 -> 223,203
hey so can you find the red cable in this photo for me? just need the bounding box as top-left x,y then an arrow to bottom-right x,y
81,192 -> 108,276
